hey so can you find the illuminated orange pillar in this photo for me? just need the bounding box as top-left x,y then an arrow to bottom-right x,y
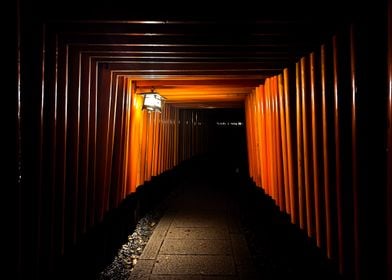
273,77 -> 284,211
255,88 -> 263,187
129,88 -> 144,192
247,95 -> 256,183
284,69 -> 296,224
265,79 -> 274,197
278,74 -> 290,214
123,79 -> 132,196
260,86 -> 270,191
301,57 -> 313,238
296,62 -> 305,230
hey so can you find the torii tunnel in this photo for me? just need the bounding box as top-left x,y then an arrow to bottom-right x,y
15,1 -> 391,279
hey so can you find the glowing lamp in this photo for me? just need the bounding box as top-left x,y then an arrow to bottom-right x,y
142,92 -> 164,112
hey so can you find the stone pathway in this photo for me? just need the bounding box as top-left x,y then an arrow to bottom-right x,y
129,171 -> 257,280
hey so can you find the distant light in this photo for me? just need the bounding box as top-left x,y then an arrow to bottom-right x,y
216,121 -> 244,127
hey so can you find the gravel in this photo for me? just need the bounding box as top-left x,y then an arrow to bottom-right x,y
97,211 -> 160,280
97,187 -> 177,280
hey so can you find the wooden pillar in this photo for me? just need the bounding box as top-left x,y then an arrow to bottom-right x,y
333,35 -> 344,274
388,0 -> 392,278
296,62 -> 305,230
283,69 -> 296,224
310,52 -> 321,246
350,26 -> 360,280
320,45 -> 332,258
301,57 -> 313,238
273,77 -> 284,211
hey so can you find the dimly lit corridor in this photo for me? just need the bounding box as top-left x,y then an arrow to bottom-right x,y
15,1 -> 391,279
101,154 -> 342,280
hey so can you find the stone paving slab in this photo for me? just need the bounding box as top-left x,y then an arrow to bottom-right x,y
128,259 -> 155,280
151,255 -> 236,275
170,217 -> 228,228
172,213 -> 227,221
160,238 -> 231,255
150,276 -> 201,280
166,227 -> 230,240
139,212 -> 175,260
150,276 -> 238,280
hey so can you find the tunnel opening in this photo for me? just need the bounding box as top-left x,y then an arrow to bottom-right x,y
184,107 -> 248,174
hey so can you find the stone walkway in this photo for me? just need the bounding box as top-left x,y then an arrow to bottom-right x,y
129,166 -> 257,280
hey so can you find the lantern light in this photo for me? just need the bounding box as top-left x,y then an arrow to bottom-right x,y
141,89 -> 165,112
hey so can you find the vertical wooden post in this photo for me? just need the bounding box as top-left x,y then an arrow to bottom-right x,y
284,69 -> 296,224
279,74 -> 290,214
140,107 -> 147,184
245,99 -> 252,180
79,52 -> 91,234
249,94 -> 257,185
112,76 -> 125,207
160,108 -> 166,172
122,79 -> 131,197
161,107 -> 167,172
274,77 -> 284,211
321,45 -> 332,258
264,81 -> 270,194
17,2 -> 21,276
60,43 -> 68,254
174,108 -> 179,166
267,79 -> 276,199
106,72 -> 118,211
330,36 -> 344,273
157,109 -> 163,174
255,87 -> 263,187
310,52 -> 321,246
301,57 -> 313,237
170,108 -> 175,168
165,107 -> 170,169
333,35 -> 344,274
101,69 -> 114,215
245,99 -> 252,181
37,24 -> 46,266
253,88 -> 260,186
89,56 -> 98,226
387,0 -> 392,278
350,25 -> 360,280
296,62 -> 305,230
147,111 -> 154,180
254,92 -> 260,187
129,83 -> 142,193
260,86 -> 270,191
